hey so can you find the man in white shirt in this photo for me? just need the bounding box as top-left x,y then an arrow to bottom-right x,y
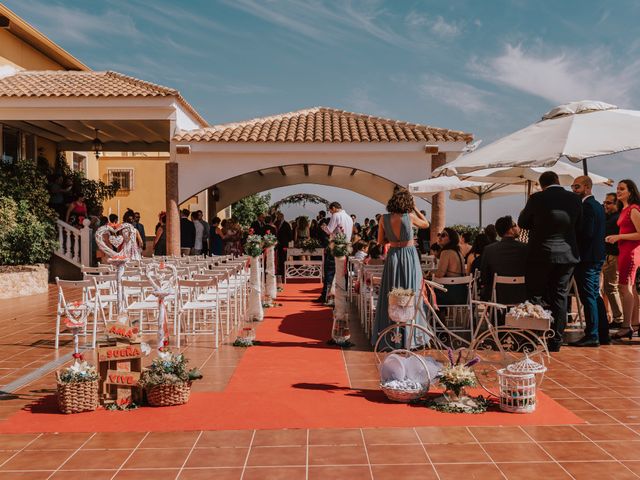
192,211 -> 206,255
314,202 -> 353,304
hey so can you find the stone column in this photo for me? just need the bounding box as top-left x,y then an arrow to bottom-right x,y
430,152 -> 447,246
166,162 -> 180,256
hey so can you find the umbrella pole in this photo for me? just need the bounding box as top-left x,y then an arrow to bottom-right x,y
478,194 -> 483,228
583,158 -> 589,175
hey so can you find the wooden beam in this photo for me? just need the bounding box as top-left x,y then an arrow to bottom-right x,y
91,120 -> 144,143
303,164 -> 309,176
257,170 -> 264,176
3,121 -> 65,142
424,145 -> 439,154
49,120 -> 100,140
327,165 -> 334,176
58,140 -> 169,152
350,168 -> 357,176
278,166 -> 286,176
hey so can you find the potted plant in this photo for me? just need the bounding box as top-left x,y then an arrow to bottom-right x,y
56,360 -> 100,414
139,351 -> 203,407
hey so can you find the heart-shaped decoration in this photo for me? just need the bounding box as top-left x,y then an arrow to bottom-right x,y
95,223 -> 137,258
109,235 -> 124,249
146,263 -> 177,293
64,302 -> 88,328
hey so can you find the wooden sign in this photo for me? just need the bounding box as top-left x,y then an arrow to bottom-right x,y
98,344 -> 142,362
105,370 -> 140,386
105,323 -> 139,342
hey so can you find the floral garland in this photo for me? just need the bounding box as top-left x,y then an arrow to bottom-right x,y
329,232 -> 352,257
262,232 -> 277,248
270,193 -> 330,211
244,234 -> 264,257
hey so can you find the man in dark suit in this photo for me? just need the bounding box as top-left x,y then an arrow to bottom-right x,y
179,208 -> 195,256
570,176 -> 610,346
518,171 -> 582,352
250,213 -> 267,236
275,212 -> 293,276
480,215 -> 528,304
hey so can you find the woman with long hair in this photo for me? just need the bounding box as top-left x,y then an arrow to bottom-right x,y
434,227 -> 468,305
294,216 -> 310,247
607,179 -> 640,339
371,188 -> 430,347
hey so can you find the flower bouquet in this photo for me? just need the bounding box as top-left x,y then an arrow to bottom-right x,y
388,288 -> 416,323
426,349 -> 488,413
139,351 -> 203,407
301,238 -> 321,253
262,232 -> 277,248
244,234 -> 264,258
329,232 -> 352,257
56,360 -> 100,414
505,301 -> 552,331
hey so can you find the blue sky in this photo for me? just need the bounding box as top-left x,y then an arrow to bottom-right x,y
6,0 -> 640,223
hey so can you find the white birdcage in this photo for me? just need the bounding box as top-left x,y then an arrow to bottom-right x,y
507,354 -> 547,387
498,369 -> 536,413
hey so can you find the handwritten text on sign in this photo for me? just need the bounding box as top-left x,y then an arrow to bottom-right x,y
105,370 -> 140,386
98,344 -> 142,362
106,323 -> 139,342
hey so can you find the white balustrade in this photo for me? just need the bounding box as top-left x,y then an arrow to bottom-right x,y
54,219 -> 92,268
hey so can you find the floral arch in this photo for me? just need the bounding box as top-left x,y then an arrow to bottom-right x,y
270,193 -> 330,213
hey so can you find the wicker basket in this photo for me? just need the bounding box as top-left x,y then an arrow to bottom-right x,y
380,383 -> 429,403
56,378 -> 99,414
146,382 -> 192,407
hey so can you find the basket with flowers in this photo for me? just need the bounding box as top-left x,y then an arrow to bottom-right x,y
56,360 -> 100,414
388,288 -> 416,323
139,351 -> 203,407
329,232 -> 352,257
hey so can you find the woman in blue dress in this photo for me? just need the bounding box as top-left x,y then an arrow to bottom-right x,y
371,188 -> 430,348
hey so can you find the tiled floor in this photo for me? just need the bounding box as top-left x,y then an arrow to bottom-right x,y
2,286 -> 640,478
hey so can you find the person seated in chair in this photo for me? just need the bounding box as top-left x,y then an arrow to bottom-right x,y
480,215 -> 528,305
434,227 -> 468,305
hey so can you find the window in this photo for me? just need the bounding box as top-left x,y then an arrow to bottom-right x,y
1,125 -> 19,164
72,153 -> 87,175
108,168 -> 134,191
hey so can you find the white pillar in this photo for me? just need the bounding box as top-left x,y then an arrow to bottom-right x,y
331,256 -> 350,343
265,246 -> 277,303
247,256 -> 264,321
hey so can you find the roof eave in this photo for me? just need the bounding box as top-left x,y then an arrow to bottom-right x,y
0,4 -> 90,71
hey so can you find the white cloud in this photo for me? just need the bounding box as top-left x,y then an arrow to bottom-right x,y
418,74 -> 493,114
469,43 -> 640,106
346,88 -> 390,116
405,12 -> 462,39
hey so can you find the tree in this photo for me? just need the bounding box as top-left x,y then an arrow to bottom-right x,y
232,193 -> 271,227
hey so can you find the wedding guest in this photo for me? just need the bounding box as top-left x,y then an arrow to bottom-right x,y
417,210 -> 430,254
518,171 -> 582,352
191,211 -> 206,255
602,192 -> 624,328
466,233 -> 491,275
459,232 -> 473,258
154,213 -> 167,256
66,195 -> 87,227
371,189 -> 429,346
434,227 -> 468,305
484,224 -> 498,243
479,216 -> 527,304
222,217 -> 243,256
180,209 -> 195,256
209,216 -> 224,256
133,212 -> 146,247
352,240 -> 369,260
294,216 -> 310,247
570,176 -> 609,346
606,179 -> 640,339
276,212 -> 293,275
250,213 -> 267,236
315,202 -> 354,305
197,210 -> 209,253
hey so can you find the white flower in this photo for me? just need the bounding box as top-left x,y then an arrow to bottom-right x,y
158,350 -> 173,361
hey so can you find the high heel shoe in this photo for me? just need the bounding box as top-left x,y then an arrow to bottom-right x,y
612,327 -> 634,340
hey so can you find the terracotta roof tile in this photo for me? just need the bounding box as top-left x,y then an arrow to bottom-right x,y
0,70 -> 208,127
173,107 -> 472,144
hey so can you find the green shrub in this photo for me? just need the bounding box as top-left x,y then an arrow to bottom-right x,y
0,197 -> 57,265
450,224 -> 481,243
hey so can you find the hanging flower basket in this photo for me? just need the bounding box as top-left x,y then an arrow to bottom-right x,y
388,288 -> 416,323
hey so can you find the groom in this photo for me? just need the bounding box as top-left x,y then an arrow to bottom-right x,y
314,201 -> 353,305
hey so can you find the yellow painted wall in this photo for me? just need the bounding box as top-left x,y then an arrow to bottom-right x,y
38,136 -> 58,168
0,30 -> 64,70
99,156 -> 167,236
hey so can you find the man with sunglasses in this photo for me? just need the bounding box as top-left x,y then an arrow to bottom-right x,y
603,193 -> 624,328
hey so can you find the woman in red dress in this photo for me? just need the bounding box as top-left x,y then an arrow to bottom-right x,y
606,179 -> 640,339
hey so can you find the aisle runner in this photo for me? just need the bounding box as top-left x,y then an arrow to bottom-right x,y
0,283 -> 582,433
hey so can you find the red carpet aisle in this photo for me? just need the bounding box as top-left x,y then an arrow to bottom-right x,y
0,282 -> 583,433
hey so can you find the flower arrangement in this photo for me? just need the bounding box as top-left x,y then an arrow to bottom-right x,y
139,351 -> 202,389
438,349 -> 480,398
508,301 -> 551,320
244,234 -> 264,257
301,238 -> 321,252
330,232 -> 352,257
58,360 -> 99,383
262,232 -> 277,248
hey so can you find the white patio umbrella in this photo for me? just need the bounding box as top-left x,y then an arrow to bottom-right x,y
461,161 -> 613,191
408,176 -> 524,227
434,100 -> 640,176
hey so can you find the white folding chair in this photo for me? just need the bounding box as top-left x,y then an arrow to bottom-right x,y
432,275 -> 474,338
491,274 -> 526,327
55,277 -> 106,349
177,278 -> 221,348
